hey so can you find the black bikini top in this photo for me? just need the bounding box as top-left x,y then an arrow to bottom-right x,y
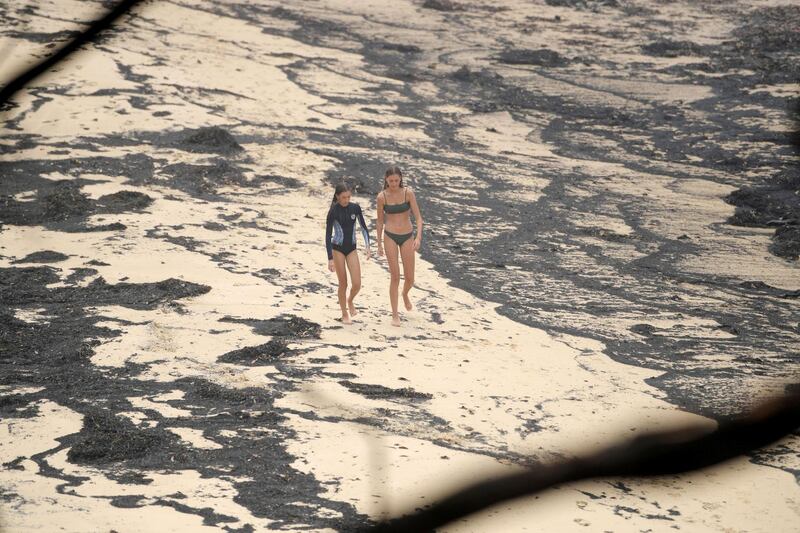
382,188 -> 410,214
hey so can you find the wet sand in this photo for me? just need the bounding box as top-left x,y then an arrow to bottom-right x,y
1,0 -> 799,531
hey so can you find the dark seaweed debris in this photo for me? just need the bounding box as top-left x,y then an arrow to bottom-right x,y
497,48 -> 569,67
318,153 -> 384,195
715,5 -> 800,83
68,409 -> 173,464
156,159 -> 300,199
726,171 -> 800,226
0,269 -> 210,370
450,65 -> 502,84
252,267 -> 281,282
4,29 -> 81,44
256,174 -> 303,189
220,314 -> 322,339
77,222 -> 127,232
731,5 -> 800,54
11,250 -> 69,264
725,169 -> 800,259
175,126 -> 244,155
0,258 -> 369,528
736,280 -> 800,299
630,323 -> 657,337
339,380 -> 433,401
177,377 -> 279,407
0,393 -> 39,417
95,190 -> 154,211
0,180 -> 152,228
159,160 -> 249,198
421,0 -> 465,12
218,339 -> 294,365
376,41 -> 422,54
641,40 -> 709,58
772,226 -> 800,260
545,0 -> 619,9
42,182 -> 93,220
0,269 -> 210,310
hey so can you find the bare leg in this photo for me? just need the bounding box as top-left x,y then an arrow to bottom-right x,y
332,250 -> 351,324
384,235 -> 401,326
400,237 -> 415,311
345,250 -> 361,317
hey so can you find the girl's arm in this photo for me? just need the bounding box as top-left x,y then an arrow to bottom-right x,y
357,205 -> 370,252
325,207 -> 334,261
376,192 -> 385,255
408,188 -> 423,250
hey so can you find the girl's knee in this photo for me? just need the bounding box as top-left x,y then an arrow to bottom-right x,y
350,282 -> 361,293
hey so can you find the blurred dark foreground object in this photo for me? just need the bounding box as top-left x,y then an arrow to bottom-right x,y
0,0 -> 143,107
368,392 -> 800,532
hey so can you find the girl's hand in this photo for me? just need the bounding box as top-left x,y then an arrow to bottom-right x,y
414,237 -> 421,251
364,248 -> 371,261
328,260 -> 335,272
377,245 -> 384,257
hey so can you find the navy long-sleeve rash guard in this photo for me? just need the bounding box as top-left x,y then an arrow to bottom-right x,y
325,202 -> 370,260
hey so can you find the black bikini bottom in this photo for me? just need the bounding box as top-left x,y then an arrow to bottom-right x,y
385,230 -> 413,247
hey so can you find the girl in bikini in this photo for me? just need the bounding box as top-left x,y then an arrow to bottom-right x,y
376,165 -> 424,327
326,182 -> 370,324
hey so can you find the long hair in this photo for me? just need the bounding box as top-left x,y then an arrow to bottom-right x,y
383,165 -> 404,189
331,181 -> 351,206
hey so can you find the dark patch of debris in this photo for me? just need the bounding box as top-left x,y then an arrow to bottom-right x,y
497,48 -> 569,67
0,180 -> 152,229
176,126 -> 244,155
68,409 -> 173,464
376,41 -> 422,54
421,0 -> 465,12
0,267 -> 211,310
545,0 -> 619,9
339,380 -> 433,401
12,250 -> 69,264
630,324 -> 658,337
451,65 -> 503,84
95,190 -> 154,211
219,314 -> 321,339
641,40 -> 709,58
725,169 -> 800,260
218,339 -> 293,365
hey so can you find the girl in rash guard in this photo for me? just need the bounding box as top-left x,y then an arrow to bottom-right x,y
325,182 -> 370,324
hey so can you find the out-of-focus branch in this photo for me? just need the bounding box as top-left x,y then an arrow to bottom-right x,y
368,392 -> 800,532
0,0 -> 143,107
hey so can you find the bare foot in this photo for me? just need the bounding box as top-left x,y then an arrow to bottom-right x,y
391,315 -> 401,327
403,293 -> 413,311
348,300 -> 358,317
341,313 -> 352,325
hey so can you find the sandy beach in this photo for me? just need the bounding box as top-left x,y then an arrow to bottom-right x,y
1,0 -> 799,531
